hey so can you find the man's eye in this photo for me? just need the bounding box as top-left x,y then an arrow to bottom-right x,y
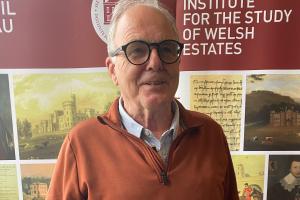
128,47 -> 147,57
132,48 -> 145,54
161,46 -> 173,54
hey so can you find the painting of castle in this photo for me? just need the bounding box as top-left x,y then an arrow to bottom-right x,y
21,163 -> 55,200
270,108 -> 300,127
33,94 -> 96,136
244,74 -> 300,151
14,72 -> 119,159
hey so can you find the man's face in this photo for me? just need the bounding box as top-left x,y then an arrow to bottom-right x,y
290,161 -> 300,178
107,5 -> 179,111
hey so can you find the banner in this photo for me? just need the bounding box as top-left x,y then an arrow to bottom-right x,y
0,0 -> 299,199
177,0 -> 300,70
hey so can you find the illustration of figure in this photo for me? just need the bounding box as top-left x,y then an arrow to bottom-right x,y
251,184 -> 263,200
243,183 -> 253,200
268,157 -> 300,200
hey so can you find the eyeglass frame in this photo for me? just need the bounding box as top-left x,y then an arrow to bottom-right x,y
109,39 -> 184,65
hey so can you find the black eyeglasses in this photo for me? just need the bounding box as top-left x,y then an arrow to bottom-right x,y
110,40 -> 184,65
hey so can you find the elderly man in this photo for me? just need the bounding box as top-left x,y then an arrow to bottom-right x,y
47,0 -> 238,199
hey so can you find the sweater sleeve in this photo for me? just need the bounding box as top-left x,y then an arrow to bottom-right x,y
47,134 -> 85,200
222,134 -> 239,200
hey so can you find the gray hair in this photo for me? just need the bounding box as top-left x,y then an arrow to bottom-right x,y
107,0 -> 178,56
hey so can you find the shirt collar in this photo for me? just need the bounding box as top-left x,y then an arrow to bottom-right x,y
118,98 -> 143,138
169,101 -> 179,139
118,97 -> 179,139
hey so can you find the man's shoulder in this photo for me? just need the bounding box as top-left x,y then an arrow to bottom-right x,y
68,117 -> 106,138
75,117 -> 101,128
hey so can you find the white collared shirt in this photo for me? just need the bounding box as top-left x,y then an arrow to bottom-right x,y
118,98 -> 179,163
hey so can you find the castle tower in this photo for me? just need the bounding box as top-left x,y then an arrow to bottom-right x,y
71,93 -> 77,114
62,94 -> 77,130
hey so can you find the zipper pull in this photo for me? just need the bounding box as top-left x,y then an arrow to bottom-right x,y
160,171 -> 169,185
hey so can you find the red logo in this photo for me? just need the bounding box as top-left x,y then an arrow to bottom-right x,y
103,0 -> 118,24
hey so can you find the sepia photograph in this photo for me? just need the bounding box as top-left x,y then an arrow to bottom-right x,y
14,72 -> 119,159
244,74 -> 300,151
21,163 -> 55,200
0,74 -> 15,160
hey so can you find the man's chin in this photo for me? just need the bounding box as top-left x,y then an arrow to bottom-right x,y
142,96 -> 172,108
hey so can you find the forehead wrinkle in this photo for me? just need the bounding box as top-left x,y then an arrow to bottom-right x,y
114,5 -> 176,47
121,28 -> 144,44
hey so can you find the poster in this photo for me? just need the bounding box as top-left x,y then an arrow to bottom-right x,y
0,0 -> 299,199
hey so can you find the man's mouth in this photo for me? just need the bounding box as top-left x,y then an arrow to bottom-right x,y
144,81 -> 166,85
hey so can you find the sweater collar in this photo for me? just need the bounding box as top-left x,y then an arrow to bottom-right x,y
102,98 -> 204,132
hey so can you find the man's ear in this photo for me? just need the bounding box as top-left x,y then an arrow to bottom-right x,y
106,57 -> 118,86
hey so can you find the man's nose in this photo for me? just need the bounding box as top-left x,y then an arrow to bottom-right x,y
146,48 -> 163,71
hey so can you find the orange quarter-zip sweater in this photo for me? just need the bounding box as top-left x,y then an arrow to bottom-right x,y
47,98 -> 239,200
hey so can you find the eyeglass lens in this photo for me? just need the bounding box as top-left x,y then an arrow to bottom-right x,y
125,40 -> 181,65
126,42 -> 149,65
